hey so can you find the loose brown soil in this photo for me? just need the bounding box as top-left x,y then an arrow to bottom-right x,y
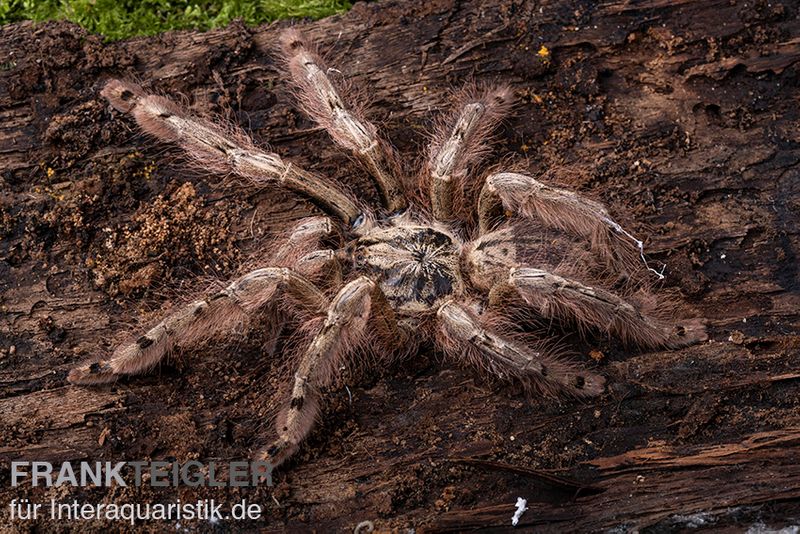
1,1 -> 799,532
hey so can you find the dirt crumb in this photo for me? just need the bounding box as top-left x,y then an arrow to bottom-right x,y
91,181 -> 237,296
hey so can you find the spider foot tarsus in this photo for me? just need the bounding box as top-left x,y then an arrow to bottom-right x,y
491,266 -> 707,350
68,358 -> 119,385
69,297 -> 221,385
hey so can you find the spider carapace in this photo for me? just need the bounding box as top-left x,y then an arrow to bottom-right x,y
356,223 -> 463,315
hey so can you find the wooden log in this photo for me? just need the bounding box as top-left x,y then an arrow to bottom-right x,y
1,0 -> 799,530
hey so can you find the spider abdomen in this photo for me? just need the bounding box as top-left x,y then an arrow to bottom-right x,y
356,225 -> 464,315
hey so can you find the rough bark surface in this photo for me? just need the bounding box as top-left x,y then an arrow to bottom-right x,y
1,0 -> 799,532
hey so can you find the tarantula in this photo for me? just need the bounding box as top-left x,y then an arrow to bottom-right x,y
69,29 -> 706,468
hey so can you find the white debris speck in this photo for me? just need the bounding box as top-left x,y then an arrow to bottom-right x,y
746,521 -> 800,534
512,497 -> 528,527
720,253 -> 726,259
669,511 -> 717,528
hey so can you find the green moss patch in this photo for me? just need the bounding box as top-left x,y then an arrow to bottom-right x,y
0,0 -> 351,40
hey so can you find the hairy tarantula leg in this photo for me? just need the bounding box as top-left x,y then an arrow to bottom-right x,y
436,301 -> 605,397
259,276 -> 381,468
478,172 -> 659,276
275,216 -> 333,260
494,267 -> 707,349
273,216 -> 342,284
101,80 -> 365,228
68,268 -> 328,385
259,217 -> 341,354
296,249 -> 342,285
279,29 -> 407,213
427,86 -> 512,220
